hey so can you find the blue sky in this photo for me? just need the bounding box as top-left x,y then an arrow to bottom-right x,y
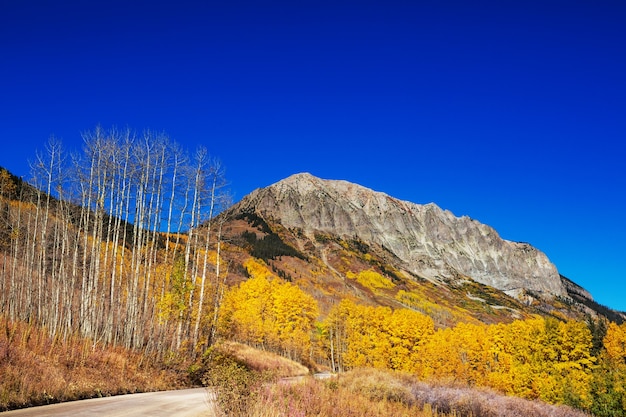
1,1 -> 625,311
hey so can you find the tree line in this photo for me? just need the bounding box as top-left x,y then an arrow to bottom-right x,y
0,126 -> 228,356
218,259 -> 626,416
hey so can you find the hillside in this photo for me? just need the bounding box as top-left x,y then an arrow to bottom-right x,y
219,172 -> 624,326
3,156 -> 626,416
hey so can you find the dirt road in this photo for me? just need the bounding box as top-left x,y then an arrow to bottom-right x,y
0,388 -> 215,417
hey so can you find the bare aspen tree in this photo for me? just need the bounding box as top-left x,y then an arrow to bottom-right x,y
56,190 -> 75,341
7,180 -> 25,321
77,128 -> 99,338
193,159 -> 226,351
124,136 -> 151,348
141,132 -> 169,350
23,189 -> 37,321
90,133 -> 109,343
106,130 -> 133,344
0,169 -> 12,309
42,139 -> 68,335
208,193 -> 231,348
30,137 -> 63,324
155,141 -> 187,354
5,125 -> 230,356
172,150 -> 200,349
183,147 -> 216,350
163,143 -> 187,264
96,130 -> 119,343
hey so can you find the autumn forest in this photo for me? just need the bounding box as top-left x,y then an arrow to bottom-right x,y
1,128 -> 626,416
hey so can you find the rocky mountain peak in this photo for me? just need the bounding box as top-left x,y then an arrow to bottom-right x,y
235,173 -> 567,298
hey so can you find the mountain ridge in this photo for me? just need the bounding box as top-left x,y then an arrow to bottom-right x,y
233,172 -> 567,299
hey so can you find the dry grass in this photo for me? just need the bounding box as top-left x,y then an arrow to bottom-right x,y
410,380 -> 591,417
216,341 -> 310,378
251,377 -> 421,417
246,368 -> 591,417
0,316 -> 186,411
200,341 -> 311,417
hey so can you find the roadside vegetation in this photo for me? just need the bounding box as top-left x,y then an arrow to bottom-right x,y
0,315 -> 188,411
254,370 -> 591,417
202,357 -> 590,417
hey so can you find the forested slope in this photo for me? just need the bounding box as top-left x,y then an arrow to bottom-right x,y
2,129 -> 626,415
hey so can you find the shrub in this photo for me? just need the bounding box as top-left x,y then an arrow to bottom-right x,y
201,347 -> 272,417
245,368 -> 591,417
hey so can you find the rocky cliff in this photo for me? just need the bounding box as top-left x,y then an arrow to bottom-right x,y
234,172 -> 567,298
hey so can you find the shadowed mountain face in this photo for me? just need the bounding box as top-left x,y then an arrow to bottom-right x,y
233,173 -> 566,299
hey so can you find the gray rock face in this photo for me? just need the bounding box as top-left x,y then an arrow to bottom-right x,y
236,173 -> 567,298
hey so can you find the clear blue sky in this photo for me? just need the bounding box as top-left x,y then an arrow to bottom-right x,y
1,1 -> 625,311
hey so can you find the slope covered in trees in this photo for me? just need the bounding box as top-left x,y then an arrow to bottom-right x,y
3,129 -> 626,416
217,263 -> 626,415
0,127 -> 229,357
213,207 -> 626,415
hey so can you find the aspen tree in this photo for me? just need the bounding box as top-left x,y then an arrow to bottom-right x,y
193,159 -> 226,351
208,194 -> 232,348
30,137 -> 63,324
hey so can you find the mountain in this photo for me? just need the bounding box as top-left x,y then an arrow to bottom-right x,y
222,172 -> 624,324
235,173 -> 564,297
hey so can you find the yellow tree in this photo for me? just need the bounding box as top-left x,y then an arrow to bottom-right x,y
340,302 -> 381,368
271,278 -> 319,360
323,300 -> 390,369
486,317 -> 595,406
591,321 -> 626,413
604,322 -> 626,363
320,299 -> 353,372
486,322 -> 515,392
387,308 -> 434,372
451,322 -> 491,386
218,257 -> 319,361
418,327 -> 459,382
218,270 -> 272,346
324,299 -> 433,372
419,321 -> 497,386
552,319 -> 596,407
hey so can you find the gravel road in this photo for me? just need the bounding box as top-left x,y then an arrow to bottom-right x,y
0,388 -> 215,417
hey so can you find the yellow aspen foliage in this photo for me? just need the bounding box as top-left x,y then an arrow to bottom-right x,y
342,303 -> 392,369
157,256 -> 193,323
218,258 -> 318,361
414,316 -> 595,408
271,279 -> 319,359
486,323 -> 515,392
318,299 -> 354,372
323,299 -> 433,372
452,322 -> 491,386
218,270 -> 272,345
418,327 -> 459,382
591,321 -> 626,413
417,322 -> 490,386
387,308 -> 435,372
346,269 -> 394,291
604,321 -> 626,363
488,319 -> 538,397
243,257 -> 275,281
0,168 -> 17,198
554,320 -> 596,406
482,317 -> 594,407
